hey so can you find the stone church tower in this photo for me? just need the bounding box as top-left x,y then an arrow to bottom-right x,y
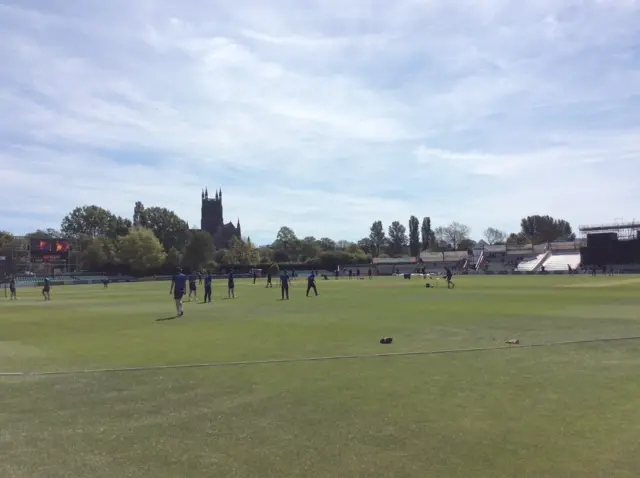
200,188 -> 241,249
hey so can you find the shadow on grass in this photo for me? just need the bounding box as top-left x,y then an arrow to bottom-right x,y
156,316 -> 179,322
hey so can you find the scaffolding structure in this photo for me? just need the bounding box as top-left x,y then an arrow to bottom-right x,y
579,221 -> 640,241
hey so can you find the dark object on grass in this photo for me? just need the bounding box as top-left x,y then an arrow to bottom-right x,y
403,273 -> 411,279
380,337 -> 393,344
425,283 -> 431,288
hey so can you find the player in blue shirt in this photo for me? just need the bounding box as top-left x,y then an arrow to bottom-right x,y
42,277 -> 51,300
280,271 -> 290,300
170,268 -> 187,316
203,271 -> 213,303
9,277 -> 17,300
188,272 -> 198,302
306,272 -> 318,297
227,271 -> 235,298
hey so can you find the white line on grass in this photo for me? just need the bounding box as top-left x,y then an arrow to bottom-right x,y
2,336 -> 639,378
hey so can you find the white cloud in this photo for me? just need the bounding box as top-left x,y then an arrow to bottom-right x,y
0,0 -> 639,243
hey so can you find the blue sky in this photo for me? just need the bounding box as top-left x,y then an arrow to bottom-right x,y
1,0 -> 639,245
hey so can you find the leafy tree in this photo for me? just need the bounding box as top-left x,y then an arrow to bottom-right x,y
318,237 -> 336,251
443,222 -> 470,250
368,221 -> 386,257
420,217 -> 433,251
182,230 -> 214,270
275,226 -> 298,245
457,238 -> 476,251
409,215 -> 420,257
336,240 -> 352,250
0,231 -> 14,249
143,207 -> 189,252
506,232 -> 528,246
25,228 -> 61,238
118,227 -> 166,272
387,221 -> 408,256
520,215 -> 574,244
133,201 -> 148,227
357,237 -> 373,255
61,205 -> 116,238
300,237 -> 320,260
483,227 -> 507,245
165,247 -> 183,268
82,236 -> 118,270
107,216 -> 132,239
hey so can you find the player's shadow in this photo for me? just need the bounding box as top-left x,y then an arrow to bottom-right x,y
156,316 -> 179,322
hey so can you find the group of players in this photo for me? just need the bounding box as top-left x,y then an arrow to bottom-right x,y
168,268 -> 321,317
5,276 -> 52,301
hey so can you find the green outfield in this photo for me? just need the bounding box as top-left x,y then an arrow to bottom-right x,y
2,275 -> 640,477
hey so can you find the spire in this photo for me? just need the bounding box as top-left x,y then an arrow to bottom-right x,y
215,189 -> 219,201
236,218 -> 241,238
201,189 -> 204,200
219,188 -> 222,200
204,187 -> 208,200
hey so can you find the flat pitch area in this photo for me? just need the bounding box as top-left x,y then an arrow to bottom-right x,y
2,275 -> 640,477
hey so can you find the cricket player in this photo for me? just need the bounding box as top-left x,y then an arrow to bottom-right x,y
170,268 -> 187,316
306,272 -> 319,297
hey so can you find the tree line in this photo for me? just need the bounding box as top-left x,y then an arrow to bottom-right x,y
0,202 -> 575,275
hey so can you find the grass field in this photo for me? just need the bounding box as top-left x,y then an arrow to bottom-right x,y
2,275 -> 640,477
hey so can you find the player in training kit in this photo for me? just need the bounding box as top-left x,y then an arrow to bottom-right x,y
356,268 -> 360,278
348,269 -> 353,279
227,271 -> 235,298
203,271 -> 212,303
253,269 -> 257,284
306,272 -> 319,297
444,266 -> 455,289
170,268 -> 187,316
102,277 -> 109,288
9,277 -> 17,300
266,271 -> 273,288
42,277 -> 51,300
280,271 -> 290,300
188,272 -> 197,301
368,268 -> 372,279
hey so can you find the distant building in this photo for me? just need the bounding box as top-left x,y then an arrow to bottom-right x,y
200,188 -> 241,249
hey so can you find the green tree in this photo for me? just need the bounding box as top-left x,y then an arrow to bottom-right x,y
0,231 -> 14,249
61,205 -> 116,237
318,237 -> 336,251
387,221 -> 408,256
420,217 -> 433,251
182,230 -> 214,270
443,222 -> 470,250
506,232 -> 528,246
165,247 -> 183,268
457,238 -> 476,251
81,236 -> 118,270
483,227 -> 507,245
368,221 -> 386,257
520,215 -> 574,244
118,227 -> 166,272
409,215 -> 420,257
300,237 -> 320,260
25,228 -> 61,238
356,237 -> 373,255
143,206 -> 189,252
133,201 -> 148,227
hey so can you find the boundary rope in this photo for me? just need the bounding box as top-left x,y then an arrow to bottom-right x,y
2,335 -> 639,378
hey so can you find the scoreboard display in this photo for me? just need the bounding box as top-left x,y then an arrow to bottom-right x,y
30,239 -> 70,262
